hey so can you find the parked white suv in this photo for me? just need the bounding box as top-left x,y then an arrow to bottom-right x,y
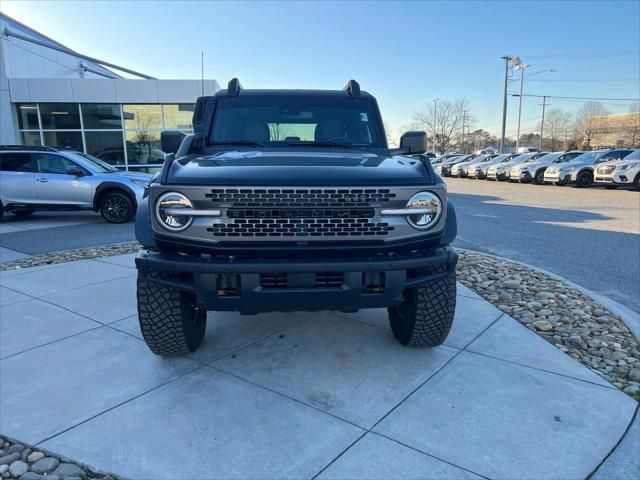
0,146 -> 151,222
593,149 -> 636,186
544,148 -> 634,187
611,149 -> 640,189
468,153 -> 517,179
508,151 -> 582,184
487,152 -> 547,181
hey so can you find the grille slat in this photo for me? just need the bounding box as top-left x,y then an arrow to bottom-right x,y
206,188 -> 395,208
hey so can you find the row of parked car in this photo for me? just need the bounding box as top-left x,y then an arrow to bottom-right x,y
430,148 -> 640,189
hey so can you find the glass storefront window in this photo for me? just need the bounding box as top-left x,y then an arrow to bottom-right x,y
81,104 -> 122,129
43,131 -> 83,151
20,131 -> 42,146
123,104 -> 162,130
39,103 -> 81,130
85,131 -> 125,166
163,104 -> 195,129
16,104 -> 39,129
125,130 -> 165,165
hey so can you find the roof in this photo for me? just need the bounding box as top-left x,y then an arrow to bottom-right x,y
214,89 -> 374,99
1,12 -> 122,79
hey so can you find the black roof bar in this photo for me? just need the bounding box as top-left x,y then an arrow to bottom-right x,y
227,78 -> 243,97
0,145 -> 57,152
343,79 -> 361,98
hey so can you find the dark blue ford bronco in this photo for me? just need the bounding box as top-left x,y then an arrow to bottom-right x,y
134,79 -> 458,356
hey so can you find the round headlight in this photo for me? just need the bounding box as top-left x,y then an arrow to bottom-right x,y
155,192 -> 193,231
405,192 -> 442,230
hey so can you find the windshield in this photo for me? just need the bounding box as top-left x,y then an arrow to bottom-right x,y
209,95 -> 385,149
624,150 -> 640,160
510,154 -> 531,163
534,153 -> 559,163
70,152 -> 119,172
570,151 -> 599,163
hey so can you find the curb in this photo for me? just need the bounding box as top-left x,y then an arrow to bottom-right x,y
457,248 -> 640,341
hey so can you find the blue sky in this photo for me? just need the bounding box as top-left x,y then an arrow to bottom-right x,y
3,0 -> 639,138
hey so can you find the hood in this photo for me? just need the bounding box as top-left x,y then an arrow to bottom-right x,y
555,158 -> 594,169
166,150 -> 432,186
111,171 -> 153,181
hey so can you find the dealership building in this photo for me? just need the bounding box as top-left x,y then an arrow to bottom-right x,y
0,13 -> 219,171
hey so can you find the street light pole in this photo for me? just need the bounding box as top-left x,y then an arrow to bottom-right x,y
538,95 -> 549,150
432,97 -> 439,154
499,55 -> 512,153
514,62 -> 529,152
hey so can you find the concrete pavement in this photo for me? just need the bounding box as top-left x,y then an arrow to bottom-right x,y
0,253 -> 637,479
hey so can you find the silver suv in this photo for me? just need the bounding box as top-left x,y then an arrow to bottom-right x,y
0,146 -> 151,223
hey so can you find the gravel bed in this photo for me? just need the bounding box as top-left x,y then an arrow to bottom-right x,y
457,249 -> 640,400
0,243 -> 141,271
1,242 -> 638,400
0,436 -> 119,480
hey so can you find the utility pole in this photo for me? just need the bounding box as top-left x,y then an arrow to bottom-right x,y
538,95 -> 550,150
461,110 -> 468,154
499,55 -> 512,153
564,125 -> 568,150
432,98 -> 439,154
201,52 -> 204,96
515,63 -> 529,152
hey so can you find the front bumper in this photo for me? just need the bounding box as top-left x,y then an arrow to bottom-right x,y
135,247 -> 458,314
544,171 -> 571,183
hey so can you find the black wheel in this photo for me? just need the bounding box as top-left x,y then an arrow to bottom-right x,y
11,209 -> 34,217
634,173 -> 640,191
534,169 -> 546,184
0,202 -> 4,221
388,268 -> 456,347
137,269 -> 206,356
100,191 -> 134,223
574,170 -> 593,188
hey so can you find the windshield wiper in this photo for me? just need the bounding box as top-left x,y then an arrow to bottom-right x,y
210,140 -> 265,147
288,141 -> 354,148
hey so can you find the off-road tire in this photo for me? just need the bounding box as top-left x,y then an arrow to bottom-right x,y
388,268 -> 456,347
137,269 -> 206,356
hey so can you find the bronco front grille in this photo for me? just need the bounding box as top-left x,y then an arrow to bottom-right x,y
207,218 -> 393,237
205,188 -> 395,208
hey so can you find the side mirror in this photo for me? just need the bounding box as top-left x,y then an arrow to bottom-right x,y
161,130 -> 187,154
399,131 -> 427,155
67,167 -> 85,176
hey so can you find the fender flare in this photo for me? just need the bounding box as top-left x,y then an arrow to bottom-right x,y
441,200 -> 457,245
93,182 -> 137,211
135,196 -> 157,249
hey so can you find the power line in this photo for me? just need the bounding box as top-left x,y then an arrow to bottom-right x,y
509,92 -> 640,101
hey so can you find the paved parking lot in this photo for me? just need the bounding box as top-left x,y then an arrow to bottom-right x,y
448,179 -> 640,313
0,253 -> 636,479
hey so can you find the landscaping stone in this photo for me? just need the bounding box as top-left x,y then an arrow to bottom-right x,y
26,451 -> 44,463
31,456 -> 59,474
8,460 -> 28,477
0,437 -> 116,480
52,463 -> 86,478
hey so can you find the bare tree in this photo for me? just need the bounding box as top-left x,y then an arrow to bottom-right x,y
574,101 -> 609,149
625,103 -> 640,147
413,98 -> 471,154
542,109 -> 573,151
268,123 -> 295,141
